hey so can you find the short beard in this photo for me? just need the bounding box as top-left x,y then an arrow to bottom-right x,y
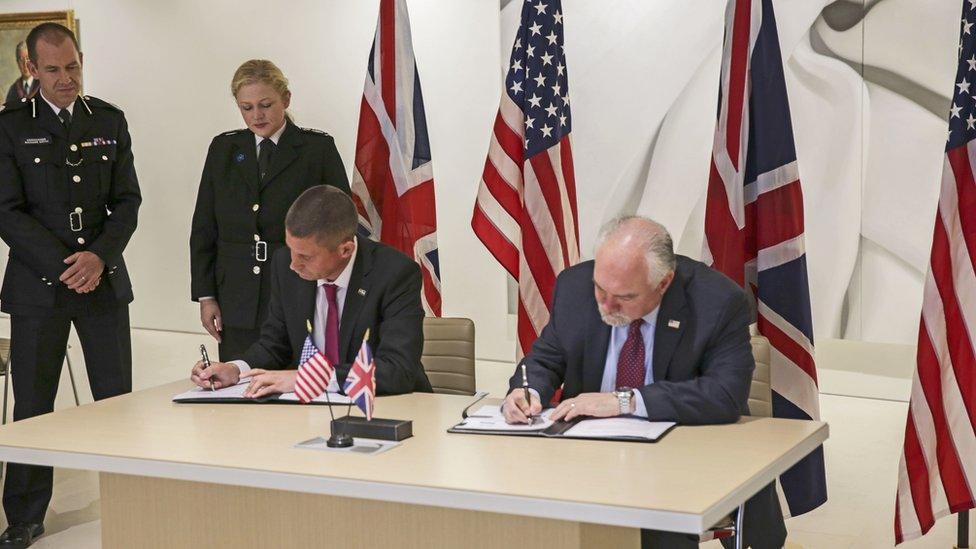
598,306 -> 631,327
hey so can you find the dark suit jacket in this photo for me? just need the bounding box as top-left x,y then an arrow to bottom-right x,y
189,121 -> 349,329
511,255 -> 754,425
510,255 -> 786,547
241,238 -> 432,395
0,95 -> 141,315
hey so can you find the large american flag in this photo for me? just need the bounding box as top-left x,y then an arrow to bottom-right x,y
472,0 -> 579,357
895,1 -> 976,542
351,0 -> 442,316
702,0 -> 827,517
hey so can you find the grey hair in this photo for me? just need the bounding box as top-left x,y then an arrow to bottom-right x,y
14,41 -> 26,61
595,216 -> 676,284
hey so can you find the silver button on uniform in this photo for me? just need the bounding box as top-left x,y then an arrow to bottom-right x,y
254,234 -> 260,242
77,237 -> 85,244
101,155 -> 108,161
33,157 -> 40,164
252,204 -> 259,212
252,266 -> 261,275
72,175 -> 81,183
74,207 -> 83,213
70,144 -> 78,152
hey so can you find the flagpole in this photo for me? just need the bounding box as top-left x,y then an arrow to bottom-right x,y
304,318 -> 349,449
959,510 -> 970,549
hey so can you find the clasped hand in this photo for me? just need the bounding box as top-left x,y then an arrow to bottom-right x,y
60,251 -> 103,293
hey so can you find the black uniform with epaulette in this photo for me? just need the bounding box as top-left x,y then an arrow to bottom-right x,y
190,120 -> 349,361
0,94 -> 141,526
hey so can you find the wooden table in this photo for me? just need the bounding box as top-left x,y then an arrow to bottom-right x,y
0,381 -> 827,548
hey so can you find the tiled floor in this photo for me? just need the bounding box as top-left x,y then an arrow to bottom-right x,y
0,322 -> 970,548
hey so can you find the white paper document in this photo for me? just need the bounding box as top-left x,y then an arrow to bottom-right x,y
562,417 -> 675,441
172,379 -> 351,404
456,404 -> 555,431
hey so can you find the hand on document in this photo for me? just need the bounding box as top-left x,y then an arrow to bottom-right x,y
240,369 -> 297,398
502,389 -> 543,424
550,392 -> 620,422
190,360 -> 240,390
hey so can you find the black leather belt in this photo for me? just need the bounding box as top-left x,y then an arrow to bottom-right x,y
217,240 -> 284,262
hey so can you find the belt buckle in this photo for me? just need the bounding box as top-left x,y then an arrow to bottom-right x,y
69,211 -> 83,232
255,240 -> 268,262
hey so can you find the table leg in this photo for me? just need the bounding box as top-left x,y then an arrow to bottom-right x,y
735,502 -> 745,549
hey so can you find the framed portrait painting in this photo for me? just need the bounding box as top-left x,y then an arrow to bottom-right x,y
0,10 -> 77,105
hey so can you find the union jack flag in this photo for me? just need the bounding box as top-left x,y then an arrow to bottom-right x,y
895,1 -> 976,542
702,0 -> 826,516
351,0 -> 441,316
294,335 -> 335,404
472,0 -> 579,358
343,336 -> 377,421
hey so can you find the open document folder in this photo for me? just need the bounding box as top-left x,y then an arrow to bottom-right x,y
448,405 -> 676,443
172,379 -> 352,405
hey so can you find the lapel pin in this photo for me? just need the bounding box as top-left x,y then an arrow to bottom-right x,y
235,152 -> 245,163
357,288 -> 367,296
668,319 -> 680,329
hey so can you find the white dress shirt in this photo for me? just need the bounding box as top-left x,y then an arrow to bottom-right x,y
233,237 -> 359,394
40,91 -> 74,117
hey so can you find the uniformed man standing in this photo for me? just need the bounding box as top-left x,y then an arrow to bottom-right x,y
0,23 -> 140,548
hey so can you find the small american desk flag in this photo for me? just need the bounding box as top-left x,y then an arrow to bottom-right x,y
294,335 -> 335,404
895,1 -> 976,542
471,0 -> 579,358
343,332 -> 377,421
351,0 -> 442,317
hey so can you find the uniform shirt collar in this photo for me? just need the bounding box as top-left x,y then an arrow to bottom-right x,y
254,122 -> 287,148
39,91 -> 74,116
317,236 -> 358,290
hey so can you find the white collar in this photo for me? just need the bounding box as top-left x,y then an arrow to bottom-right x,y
39,90 -> 74,116
254,122 -> 287,148
22,76 -> 33,86
317,236 -> 359,289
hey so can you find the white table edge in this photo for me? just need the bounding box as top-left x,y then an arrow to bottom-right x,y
697,422 -> 830,531
0,420 -> 828,534
0,445 -> 707,532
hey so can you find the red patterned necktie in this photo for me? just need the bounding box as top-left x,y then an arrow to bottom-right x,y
323,283 -> 340,366
615,319 -> 646,388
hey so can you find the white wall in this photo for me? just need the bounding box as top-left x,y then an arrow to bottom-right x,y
0,0 -> 517,360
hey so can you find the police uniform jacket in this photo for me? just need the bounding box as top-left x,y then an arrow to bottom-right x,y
0,95 -> 141,315
190,121 -> 349,330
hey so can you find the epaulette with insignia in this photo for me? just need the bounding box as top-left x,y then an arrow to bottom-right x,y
222,129 -> 245,136
0,98 -> 30,115
301,127 -> 330,136
81,95 -> 122,112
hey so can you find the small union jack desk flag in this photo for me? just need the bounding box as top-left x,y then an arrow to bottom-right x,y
343,329 -> 377,420
294,329 -> 336,404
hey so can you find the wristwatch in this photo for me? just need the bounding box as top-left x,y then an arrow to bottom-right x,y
614,387 -> 635,415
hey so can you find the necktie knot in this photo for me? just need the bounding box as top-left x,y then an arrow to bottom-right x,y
323,283 -> 338,301
628,318 -> 644,334
58,108 -> 71,128
258,138 -> 275,179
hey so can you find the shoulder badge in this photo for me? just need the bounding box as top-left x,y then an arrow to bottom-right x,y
222,129 -> 245,136
82,95 -> 123,112
301,127 -> 330,136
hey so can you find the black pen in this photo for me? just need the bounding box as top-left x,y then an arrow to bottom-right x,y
521,363 -> 534,421
200,344 -> 214,392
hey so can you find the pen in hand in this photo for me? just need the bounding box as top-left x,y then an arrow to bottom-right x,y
200,344 -> 215,392
521,363 -> 535,423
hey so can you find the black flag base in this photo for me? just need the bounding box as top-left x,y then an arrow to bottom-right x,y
326,432 -> 354,448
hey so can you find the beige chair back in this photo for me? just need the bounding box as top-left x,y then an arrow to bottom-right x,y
0,338 -> 9,375
421,317 -> 476,395
748,335 -> 773,417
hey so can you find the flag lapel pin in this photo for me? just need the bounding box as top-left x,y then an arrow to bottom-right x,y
667,319 -> 680,329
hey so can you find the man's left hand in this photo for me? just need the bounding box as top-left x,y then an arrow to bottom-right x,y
550,392 -> 620,422
61,252 -> 105,292
241,369 -> 297,398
